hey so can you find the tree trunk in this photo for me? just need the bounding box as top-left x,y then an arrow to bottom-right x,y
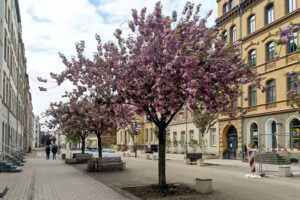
158,126 -> 167,188
97,134 -> 102,158
81,137 -> 85,154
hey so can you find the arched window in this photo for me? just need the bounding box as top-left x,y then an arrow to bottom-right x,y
266,79 -> 276,103
266,41 -> 275,61
288,32 -> 298,54
248,49 -> 256,66
265,3 -> 274,25
248,14 -> 256,33
250,123 -> 258,148
271,121 -> 277,148
249,85 -> 257,106
286,0 -> 296,13
223,3 -> 229,14
230,25 -> 237,43
222,31 -> 228,42
290,118 -> 300,148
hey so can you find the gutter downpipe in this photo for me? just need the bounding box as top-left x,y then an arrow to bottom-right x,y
238,2 -> 244,161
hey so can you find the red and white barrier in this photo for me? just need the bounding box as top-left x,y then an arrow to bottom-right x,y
248,149 -> 256,174
246,149 -> 261,179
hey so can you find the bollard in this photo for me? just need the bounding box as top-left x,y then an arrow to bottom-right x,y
195,178 -> 212,194
146,154 -> 151,160
279,166 -> 291,177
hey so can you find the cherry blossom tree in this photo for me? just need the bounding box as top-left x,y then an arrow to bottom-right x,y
44,98 -> 91,154
108,2 -> 261,187
41,39 -> 135,157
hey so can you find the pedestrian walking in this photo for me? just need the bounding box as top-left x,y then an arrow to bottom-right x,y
52,143 -> 58,160
45,145 -> 51,160
243,144 -> 248,160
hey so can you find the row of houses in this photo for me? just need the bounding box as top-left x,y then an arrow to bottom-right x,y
0,0 -> 34,160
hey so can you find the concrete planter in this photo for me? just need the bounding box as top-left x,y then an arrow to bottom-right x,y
152,155 -> 158,160
195,178 -> 212,194
87,159 -> 96,172
279,166 -> 291,177
197,159 -> 205,166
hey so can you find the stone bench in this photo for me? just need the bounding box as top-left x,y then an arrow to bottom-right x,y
95,157 -> 126,172
66,153 -> 93,164
146,154 -> 158,160
186,153 -> 202,165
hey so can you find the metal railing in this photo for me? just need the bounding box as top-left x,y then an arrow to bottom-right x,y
0,142 -> 23,161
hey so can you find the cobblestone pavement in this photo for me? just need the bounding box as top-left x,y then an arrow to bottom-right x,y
0,151 -> 128,200
74,156 -> 300,200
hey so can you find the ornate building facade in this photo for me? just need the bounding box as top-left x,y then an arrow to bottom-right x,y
217,0 -> 300,159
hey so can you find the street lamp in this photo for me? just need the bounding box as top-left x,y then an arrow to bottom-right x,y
128,120 -> 141,158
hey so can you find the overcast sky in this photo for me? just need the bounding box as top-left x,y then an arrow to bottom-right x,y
18,0 -> 217,118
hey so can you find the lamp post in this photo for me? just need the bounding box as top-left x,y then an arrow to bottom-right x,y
129,120 -> 141,158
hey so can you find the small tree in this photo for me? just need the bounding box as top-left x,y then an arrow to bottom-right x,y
188,139 -> 199,153
198,137 -> 208,159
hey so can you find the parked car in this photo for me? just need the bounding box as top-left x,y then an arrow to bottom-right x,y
145,144 -> 158,153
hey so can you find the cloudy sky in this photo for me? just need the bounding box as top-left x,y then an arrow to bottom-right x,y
18,0 -> 217,117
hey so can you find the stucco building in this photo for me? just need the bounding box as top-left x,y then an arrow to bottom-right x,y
217,0 -> 300,159
0,0 -> 33,155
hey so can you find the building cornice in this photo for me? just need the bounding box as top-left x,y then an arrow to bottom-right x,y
216,0 -> 261,26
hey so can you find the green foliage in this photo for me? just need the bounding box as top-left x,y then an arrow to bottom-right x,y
64,135 -> 81,145
188,139 -> 199,153
173,140 -> 179,147
193,105 -> 217,137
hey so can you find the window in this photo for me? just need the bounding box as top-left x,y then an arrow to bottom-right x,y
223,3 -> 229,14
250,123 -> 258,148
265,4 -> 274,25
222,31 -> 228,42
288,32 -> 298,54
267,80 -> 276,103
189,130 -> 194,141
248,49 -> 256,66
286,0 -> 296,13
229,0 -> 234,9
249,85 -> 257,106
230,26 -> 237,43
149,128 -> 153,141
210,128 -> 217,147
248,15 -> 256,33
287,73 -> 298,96
266,41 -> 275,61
173,132 -> 177,142
145,129 -> 148,142
181,131 -> 185,142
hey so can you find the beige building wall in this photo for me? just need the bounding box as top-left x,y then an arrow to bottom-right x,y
217,0 -> 300,158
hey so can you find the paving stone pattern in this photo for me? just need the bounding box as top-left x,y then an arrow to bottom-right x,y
0,152 -> 128,200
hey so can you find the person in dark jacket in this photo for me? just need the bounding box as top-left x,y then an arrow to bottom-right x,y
45,145 -> 51,160
52,144 -> 58,160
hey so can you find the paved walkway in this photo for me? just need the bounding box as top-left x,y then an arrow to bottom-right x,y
0,151 -> 128,200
